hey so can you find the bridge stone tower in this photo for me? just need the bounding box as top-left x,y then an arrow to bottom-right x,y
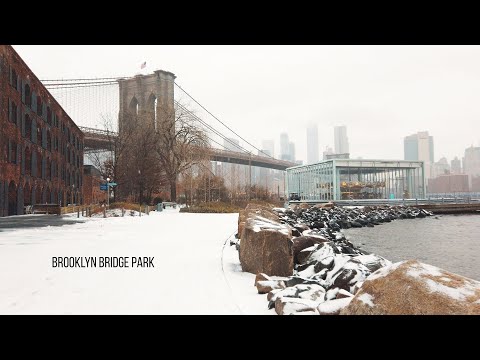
118,70 -> 176,134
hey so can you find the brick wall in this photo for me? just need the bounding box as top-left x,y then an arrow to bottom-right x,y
0,45 -> 85,216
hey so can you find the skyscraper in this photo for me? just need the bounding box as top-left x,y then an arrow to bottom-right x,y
280,133 -> 290,161
307,123 -> 319,164
403,131 -> 434,179
334,126 -> 349,154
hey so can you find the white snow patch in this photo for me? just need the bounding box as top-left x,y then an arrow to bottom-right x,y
250,216 -> 289,235
424,278 -> 477,302
357,293 -> 375,307
367,261 -> 406,281
407,262 -> 444,279
440,277 -> 452,282
0,211 -> 270,314
317,297 -> 352,314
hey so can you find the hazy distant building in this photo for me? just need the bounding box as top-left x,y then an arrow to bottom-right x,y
280,133 -> 290,161
334,126 -> 349,155
433,157 -> 450,178
224,138 -> 241,152
289,142 -> 296,162
307,124 -> 319,164
404,131 -> 434,179
463,146 -> 480,177
323,146 -> 334,160
427,174 -> 469,194
261,140 -> 275,158
463,146 -> 480,190
451,156 -> 462,174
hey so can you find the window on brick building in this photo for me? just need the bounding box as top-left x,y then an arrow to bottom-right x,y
37,151 -> 42,179
47,130 -> 52,152
9,141 -> 17,164
47,106 -> 52,125
11,69 -> 17,91
25,84 -> 31,107
25,147 -> 31,176
37,96 -> 43,116
10,101 -> 17,124
25,114 -> 31,140
37,125 -> 42,145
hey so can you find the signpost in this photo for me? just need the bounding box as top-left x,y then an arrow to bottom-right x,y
100,182 -> 117,210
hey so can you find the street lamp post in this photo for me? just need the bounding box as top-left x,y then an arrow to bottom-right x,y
106,177 -> 110,209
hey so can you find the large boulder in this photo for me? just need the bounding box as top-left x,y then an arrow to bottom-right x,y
238,204 -> 279,240
341,260 -> 480,315
239,215 -> 293,277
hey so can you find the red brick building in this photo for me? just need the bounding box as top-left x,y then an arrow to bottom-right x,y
0,45 -> 84,216
83,165 -> 106,205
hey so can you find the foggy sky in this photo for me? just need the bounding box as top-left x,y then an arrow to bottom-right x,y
13,45 -> 480,163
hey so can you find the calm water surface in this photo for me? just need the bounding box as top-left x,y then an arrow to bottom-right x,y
343,214 -> 480,281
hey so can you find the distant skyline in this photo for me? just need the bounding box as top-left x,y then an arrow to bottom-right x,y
13,45 -> 480,162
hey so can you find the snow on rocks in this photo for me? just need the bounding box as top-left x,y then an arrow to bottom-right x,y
238,203 -> 436,314
256,280 -> 286,294
341,260 -> 480,315
239,215 -> 293,276
317,297 -> 353,315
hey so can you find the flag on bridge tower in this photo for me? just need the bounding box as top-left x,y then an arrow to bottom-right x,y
141,61 -> 147,69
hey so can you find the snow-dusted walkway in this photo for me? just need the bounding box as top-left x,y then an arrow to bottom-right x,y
0,210 -> 271,314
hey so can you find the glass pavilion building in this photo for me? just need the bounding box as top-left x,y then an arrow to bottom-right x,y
286,159 -> 425,201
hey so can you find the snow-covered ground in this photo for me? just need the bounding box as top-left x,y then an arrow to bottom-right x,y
0,209 -> 271,314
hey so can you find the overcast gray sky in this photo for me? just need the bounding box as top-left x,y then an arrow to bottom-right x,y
13,45 -> 480,163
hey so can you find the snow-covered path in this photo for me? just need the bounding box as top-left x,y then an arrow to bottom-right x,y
0,210 -> 271,314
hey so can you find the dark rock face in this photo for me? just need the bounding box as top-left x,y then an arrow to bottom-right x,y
239,215 -> 293,277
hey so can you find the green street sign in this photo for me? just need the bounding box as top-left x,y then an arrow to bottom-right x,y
108,182 -> 117,187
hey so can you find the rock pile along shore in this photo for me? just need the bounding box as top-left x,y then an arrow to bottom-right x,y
234,203 -> 480,315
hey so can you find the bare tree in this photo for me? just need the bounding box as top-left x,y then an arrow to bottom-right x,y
155,103 -> 210,202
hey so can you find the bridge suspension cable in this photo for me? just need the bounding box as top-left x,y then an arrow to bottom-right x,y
174,81 -> 274,159
40,75 -> 277,160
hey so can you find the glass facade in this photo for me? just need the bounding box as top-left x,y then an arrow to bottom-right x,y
287,159 -> 425,201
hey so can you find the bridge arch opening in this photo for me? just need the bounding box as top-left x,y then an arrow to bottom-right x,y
129,96 -> 139,116
147,93 -> 157,130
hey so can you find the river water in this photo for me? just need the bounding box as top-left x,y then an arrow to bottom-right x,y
343,214 -> 480,281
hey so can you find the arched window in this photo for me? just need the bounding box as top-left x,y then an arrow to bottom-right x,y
25,84 -> 31,107
25,147 -> 31,176
10,101 -> 17,124
25,114 -> 31,139
37,150 -> 42,179
11,69 -> 18,91
37,96 -> 43,116
47,130 -> 52,151
10,141 -> 17,164
47,106 -> 52,125
37,124 -> 42,145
